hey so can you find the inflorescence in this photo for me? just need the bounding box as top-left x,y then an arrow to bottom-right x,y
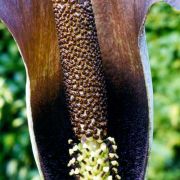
52,0 -> 107,140
52,0 -> 121,179
68,137 -> 121,179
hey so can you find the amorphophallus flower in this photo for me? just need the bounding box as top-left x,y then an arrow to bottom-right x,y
0,0 -> 179,179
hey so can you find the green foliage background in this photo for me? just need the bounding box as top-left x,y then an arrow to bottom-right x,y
146,3 -> 180,180
0,2 -> 179,180
0,17 -> 39,180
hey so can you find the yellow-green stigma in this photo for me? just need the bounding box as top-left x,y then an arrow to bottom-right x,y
68,137 -> 121,180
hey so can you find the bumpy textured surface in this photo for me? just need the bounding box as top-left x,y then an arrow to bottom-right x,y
68,137 -> 121,180
52,0 -> 121,179
52,0 -> 107,140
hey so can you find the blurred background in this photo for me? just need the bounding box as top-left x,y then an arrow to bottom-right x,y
0,2 -> 179,180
